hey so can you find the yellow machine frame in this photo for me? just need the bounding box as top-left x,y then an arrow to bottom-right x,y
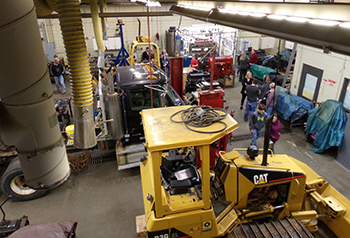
128,41 -> 160,68
140,106 -> 239,237
140,106 -> 350,238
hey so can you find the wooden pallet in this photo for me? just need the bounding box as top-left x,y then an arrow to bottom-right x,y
136,214 -> 147,238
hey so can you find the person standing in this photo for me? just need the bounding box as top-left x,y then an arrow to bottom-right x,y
51,58 -> 66,95
249,104 -> 267,146
239,52 -> 249,82
240,71 -> 253,110
270,113 -> 281,153
249,49 -> 259,65
265,82 -> 278,117
190,55 -> 198,69
244,79 -> 260,122
161,50 -> 169,77
142,47 -> 150,62
259,75 -> 271,104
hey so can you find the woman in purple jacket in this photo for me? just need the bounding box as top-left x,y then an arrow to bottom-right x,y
270,113 -> 281,153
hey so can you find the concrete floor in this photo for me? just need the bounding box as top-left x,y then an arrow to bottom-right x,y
2,75 -> 350,237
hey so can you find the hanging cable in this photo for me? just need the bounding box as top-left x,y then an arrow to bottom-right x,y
177,15 -> 182,30
170,106 -> 228,134
146,2 -> 153,108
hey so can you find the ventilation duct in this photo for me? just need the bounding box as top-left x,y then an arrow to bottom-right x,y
0,0 -> 70,189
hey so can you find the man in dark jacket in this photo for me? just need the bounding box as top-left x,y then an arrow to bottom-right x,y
244,79 -> 260,121
142,47 -> 151,62
51,58 -> 66,94
250,104 -> 267,146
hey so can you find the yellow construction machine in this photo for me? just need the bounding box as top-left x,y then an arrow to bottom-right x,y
139,105 -> 350,238
128,39 -> 160,68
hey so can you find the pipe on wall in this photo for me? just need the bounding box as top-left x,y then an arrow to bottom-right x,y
90,0 -> 105,68
99,0 -> 108,40
0,0 -> 70,189
56,0 -> 97,149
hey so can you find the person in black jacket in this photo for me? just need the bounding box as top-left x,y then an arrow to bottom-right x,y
244,79 -> 261,121
259,75 -> 271,104
240,71 -> 253,110
239,51 -> 249,82
51,58 -> 66,94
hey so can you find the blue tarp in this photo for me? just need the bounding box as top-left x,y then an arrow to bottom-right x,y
305,100 -> 348,153
250,64 -> 276,80
275,86 -> 314,122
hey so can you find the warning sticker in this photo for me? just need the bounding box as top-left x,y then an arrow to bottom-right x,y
202,221 -> 212,232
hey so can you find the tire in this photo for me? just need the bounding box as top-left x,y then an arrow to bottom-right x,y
1,157 -> 46,201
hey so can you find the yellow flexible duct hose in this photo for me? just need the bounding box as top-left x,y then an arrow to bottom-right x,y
90,0 -> 104,52
99,0 -> 107,38
56,0 -> 93,107
33,0 -> 53,16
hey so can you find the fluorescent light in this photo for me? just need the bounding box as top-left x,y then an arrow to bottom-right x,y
339,22 -> 350,28
178,4 -> 212,11
309,19 -> 340,26
286,16 -> 309,22
218,9 -> 238,14
267,14 -> 286,20
146,1 -> 161,7
238,11 -> 249,16
250,13 -> 267,17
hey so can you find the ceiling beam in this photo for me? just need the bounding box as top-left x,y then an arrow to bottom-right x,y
170,4 -> 350,56
37,11 -> 172,19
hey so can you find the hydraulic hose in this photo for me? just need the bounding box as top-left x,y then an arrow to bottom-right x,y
56,0 -> 96,149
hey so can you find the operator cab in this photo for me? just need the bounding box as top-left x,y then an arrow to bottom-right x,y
161,148 -> 200,195
115,65 -> 183,144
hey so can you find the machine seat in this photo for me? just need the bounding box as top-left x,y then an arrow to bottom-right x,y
161,159 -> 201,191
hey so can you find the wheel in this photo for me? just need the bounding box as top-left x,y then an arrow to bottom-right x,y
1,157 -> 46,201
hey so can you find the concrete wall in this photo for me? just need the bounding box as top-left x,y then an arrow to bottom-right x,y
290,44 -> 350,102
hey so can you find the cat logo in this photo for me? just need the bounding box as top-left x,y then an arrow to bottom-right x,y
253,173 -> 268,185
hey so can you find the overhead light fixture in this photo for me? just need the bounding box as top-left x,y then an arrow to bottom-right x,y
286,16 -> 309,23
147,1 -> 160,7
178,4 -> 212,11
218,9 -> 238,14
250,13 -> 267,17
339,22 -> 350,28
132,0 -> 161,7
309,19 -> 340,26
238,11 -> 249,16
267,14 -> 286,20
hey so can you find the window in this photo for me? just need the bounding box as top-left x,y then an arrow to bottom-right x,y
129,87 -> 168,110
298,64 -> 323,101
340,78 -> 350,112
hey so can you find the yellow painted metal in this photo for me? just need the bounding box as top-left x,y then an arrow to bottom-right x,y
221,152 -> 306,211
199,145 -> 211,210
290,156 -> 350,238
128,41 -> 160,68
141,106 -> 239,152
291,210 -> 318,220
140,106 -> 350,238
140,106 -> 238,237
